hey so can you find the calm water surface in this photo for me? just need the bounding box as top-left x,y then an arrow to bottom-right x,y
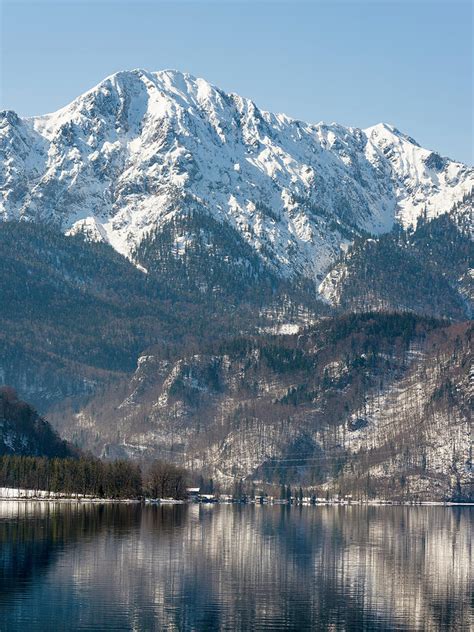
0,503 -> 472,631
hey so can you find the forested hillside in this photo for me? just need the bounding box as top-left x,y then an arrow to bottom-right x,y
0,387 -> 73,457
49,313 -> 472,501
1,218 -> 471,415
0,221 -> 322,410
319,214 -> 473,318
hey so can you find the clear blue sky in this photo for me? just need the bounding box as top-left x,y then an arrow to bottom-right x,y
1,0 -> 472,163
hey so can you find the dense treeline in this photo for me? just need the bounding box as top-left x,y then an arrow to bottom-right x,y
0,388 -> 185,499
0,455 -> 191,499
0,456 -> 142,498
144,460 -> 188,500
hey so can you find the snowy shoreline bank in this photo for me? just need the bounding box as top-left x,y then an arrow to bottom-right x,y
0,487 -> 140,503
0,489 -> 471,506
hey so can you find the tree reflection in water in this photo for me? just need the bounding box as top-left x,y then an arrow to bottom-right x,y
0,503 -> 471,631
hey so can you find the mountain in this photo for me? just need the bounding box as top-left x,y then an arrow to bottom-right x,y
49,313 -> 473,501
1,69 -> 472,296
0,387 -> 73,457
0,70 -> 472,498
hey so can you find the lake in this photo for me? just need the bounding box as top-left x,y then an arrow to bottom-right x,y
0,503 -> 472,631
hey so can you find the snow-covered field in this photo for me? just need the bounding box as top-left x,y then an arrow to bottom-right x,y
0,487 -> 90,499
0,487 -> 140,502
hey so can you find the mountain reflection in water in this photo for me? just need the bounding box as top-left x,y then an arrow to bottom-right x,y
0,503 -> 472,631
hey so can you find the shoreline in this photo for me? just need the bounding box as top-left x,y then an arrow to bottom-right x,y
1,486 -> 471,506
0,496 -> 472,507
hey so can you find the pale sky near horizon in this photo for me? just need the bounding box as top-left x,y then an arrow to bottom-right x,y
1,0 -> 472,164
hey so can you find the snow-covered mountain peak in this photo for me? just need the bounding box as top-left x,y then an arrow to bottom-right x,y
364,121 -> 472,229
1,69 -> 472,283
365,122 -> 418,144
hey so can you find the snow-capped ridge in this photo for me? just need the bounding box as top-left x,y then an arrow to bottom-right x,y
364,122 -> 420,146
1,68 -> 472,282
